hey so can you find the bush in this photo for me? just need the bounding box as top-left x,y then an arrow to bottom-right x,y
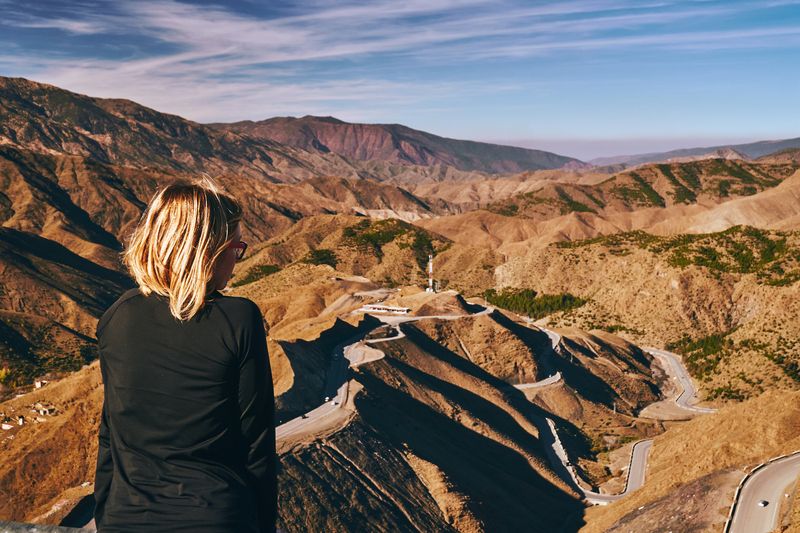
232,264 -> 280,287
484,288 -> 587,319
302,249 -> 338,268
667,331 -> 734,378
343,219 -> 408,257
556,187 -> 596,214
658,164 -> 696,204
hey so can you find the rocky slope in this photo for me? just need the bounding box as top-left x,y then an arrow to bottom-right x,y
582,390 -> 800,533
0,262 -> 673,531
233,213 -> 497,295
0,146 -> 454,389
482,158 -> 798,220
416,167 -> 800,250
212,115 -> 584,174
494,226 -> 800,401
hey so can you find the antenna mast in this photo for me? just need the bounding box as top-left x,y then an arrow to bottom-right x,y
426,254 -> 435,293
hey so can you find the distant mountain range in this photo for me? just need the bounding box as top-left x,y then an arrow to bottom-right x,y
210,115 -> 585,173
590,137 -> 800,166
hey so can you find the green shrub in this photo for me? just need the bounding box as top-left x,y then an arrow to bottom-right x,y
484,288 -> 587,319
658,164 -> 696,203
232,264 -> 281,287
488,203 -> 519,217
343,219 -> 408,257
765,352 -> 800,383
302,249 -> 338,268
556,187 -> 596,214
667,331 -> 734,378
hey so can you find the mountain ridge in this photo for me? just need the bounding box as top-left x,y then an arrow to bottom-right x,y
211,115 -> 586,174
590,137 -> 800,167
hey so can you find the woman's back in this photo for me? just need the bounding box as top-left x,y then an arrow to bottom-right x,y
95,287 -> 276,532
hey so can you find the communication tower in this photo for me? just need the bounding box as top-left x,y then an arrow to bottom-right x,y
426,254 -> 435,293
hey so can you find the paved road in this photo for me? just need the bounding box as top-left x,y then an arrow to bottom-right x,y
275,305 -> 494,445
542,416 -> 654,505
277,295 -> 716,510
728,452 -> 800,533
527,327 -> 717,505
644,348 -> 716,413
514,372 -> 562,390
538,326 -> 563,354
276,334 -> 365,444
373,305 -> 495,326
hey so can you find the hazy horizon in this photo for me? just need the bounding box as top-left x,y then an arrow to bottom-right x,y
481,135 -> 772,161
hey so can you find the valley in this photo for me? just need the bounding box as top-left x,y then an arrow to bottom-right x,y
0,76 -> 799,533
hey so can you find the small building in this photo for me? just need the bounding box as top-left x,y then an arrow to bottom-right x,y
360,304 -> 411,315
17,415 -> 24,426
34,380 -> 49,389
1,418 -> 13,431
33,402 -> 56,416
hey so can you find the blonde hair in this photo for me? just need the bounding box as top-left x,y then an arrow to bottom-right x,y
124,177 -> 243,322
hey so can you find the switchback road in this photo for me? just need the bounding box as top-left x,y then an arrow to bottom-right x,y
645,347 -> 716,414
275,304 -> 494,447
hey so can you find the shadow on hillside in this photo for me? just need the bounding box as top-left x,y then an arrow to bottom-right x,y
555,337 -> 624,409
355,368 -> 585,532
276,315 -> 381,421
490,311 -> 558,377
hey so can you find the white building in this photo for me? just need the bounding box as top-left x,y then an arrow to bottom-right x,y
360,304 -> 411,315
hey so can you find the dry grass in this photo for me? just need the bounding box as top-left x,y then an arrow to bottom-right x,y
582,390 -> 800,533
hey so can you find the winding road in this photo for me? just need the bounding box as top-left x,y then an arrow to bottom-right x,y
530,328 -> 716,505
275,290 -> 725,512
644,347 -> 716,415
275,305 -> 495,447
727,452 -> 800,533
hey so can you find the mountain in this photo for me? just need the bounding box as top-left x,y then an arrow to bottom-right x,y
480,157 -> 798,220
590,136 -> 800,167
211,115 -> 585,174
415,160 -> 800,252
3,74 -> 800,532
0,262 -> 668,531
495,225 -> 800,402
583,390 -> 800,533
0,76 -> 493,186
0,76 -> 466,390
0,145 -> 461,391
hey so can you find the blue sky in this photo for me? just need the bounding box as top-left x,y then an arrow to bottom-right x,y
1,0 -> 799,160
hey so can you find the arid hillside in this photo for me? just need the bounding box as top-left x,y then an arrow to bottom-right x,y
494,226 -> 800,401
0,259 -> 677,532
405,168 -> 613,208
0,143 -> 453,391
582,390 -> 800,533
3,74 -> 800,533
211,115 -> 584,174
417,168 -> 800,250
233,214 -> 498,295
483,157 -> 798,219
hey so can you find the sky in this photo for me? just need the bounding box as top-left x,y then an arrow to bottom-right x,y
1,0 -> 799,160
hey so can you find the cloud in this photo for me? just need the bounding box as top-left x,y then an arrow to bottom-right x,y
2,0 -> 799,124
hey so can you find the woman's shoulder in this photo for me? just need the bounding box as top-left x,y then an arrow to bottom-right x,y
95,287 -> 143,338
208,292 -> 263,326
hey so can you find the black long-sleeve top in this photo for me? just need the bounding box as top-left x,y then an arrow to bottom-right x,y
94,287 -> 276,532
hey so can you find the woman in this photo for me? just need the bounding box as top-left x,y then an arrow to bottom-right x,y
94,179 -> 276,532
